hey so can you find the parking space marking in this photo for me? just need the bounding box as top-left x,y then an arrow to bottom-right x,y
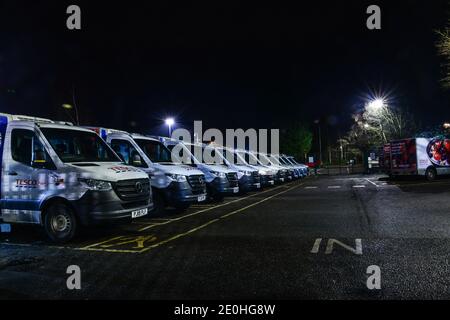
77,247 -> 142,254
365,178 -> 380,187
99,235 -> 157,249
353,185 -> 366,188
305,186 -> 318,189
80,236 -> 124,250
138,183 -> 291,232
139,183 -> 304,253
328,186 -> 341,189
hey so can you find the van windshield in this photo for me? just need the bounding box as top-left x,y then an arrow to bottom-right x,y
40,128 -> 120,163
221,149 -> 240,165
135,139 -> 172,163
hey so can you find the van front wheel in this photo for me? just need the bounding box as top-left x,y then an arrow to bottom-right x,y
425,167 -> 437,182
44,202 -> 77,243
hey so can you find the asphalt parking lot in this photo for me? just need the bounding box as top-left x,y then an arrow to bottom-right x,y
1,174 -> 450,299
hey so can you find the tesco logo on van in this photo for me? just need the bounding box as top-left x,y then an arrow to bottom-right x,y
15,179 -> 41,188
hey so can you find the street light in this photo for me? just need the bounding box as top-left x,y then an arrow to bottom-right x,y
165,118 -> 175,137
366,98 -> 387,143
443,123 -> 450,129
366,98 -> 385,111
62,103 -> 79,125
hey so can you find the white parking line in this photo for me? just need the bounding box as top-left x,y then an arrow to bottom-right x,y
305,186 -> 318,189
365,178 -> 379,187
352,185 -> 366,188
328,186 -> 341,189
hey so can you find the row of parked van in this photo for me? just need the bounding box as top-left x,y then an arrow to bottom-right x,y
0,113 -> 308,243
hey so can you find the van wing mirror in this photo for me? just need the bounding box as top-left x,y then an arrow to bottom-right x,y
132,153 -> 144,166
32,159 -> 55,170
32,149 -> 54,169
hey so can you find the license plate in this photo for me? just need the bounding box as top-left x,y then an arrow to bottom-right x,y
233,187 -> 239,193
198,195 -> 206,202
280,178 -> 285,182
269,181 -> 275,185
131,208 -> 148,219
255,183 -> 261,188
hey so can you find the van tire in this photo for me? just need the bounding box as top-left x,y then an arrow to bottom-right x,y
43,202 -> 77,243
425,167 -> 437,182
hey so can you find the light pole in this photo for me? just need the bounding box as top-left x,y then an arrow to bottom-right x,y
165,118 -> 175,137
62,103 -> 79,125
314,120 -> 322,165
61,85 -> 80,125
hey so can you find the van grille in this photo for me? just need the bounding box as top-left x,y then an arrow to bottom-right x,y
113,178 -> 151,201
251,171 -> 261,184
187,175 -> 206,195
227,172 -> 239,188
277,170 -> 288,180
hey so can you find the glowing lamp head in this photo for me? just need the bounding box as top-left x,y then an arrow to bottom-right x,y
367,99 -> 384,110
165,118 -> 175,126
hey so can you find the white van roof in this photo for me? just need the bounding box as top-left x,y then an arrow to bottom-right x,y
0,113 -> 73,126
130,133 -> 159,142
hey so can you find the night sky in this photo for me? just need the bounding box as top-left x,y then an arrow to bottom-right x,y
1,1 -> 450,142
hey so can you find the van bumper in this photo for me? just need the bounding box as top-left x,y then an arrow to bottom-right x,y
162,181 -> 207,206
261,175 -> 275,187
239,175 -> 262,192
72,190 -> 153,225
208,177 -> 239,195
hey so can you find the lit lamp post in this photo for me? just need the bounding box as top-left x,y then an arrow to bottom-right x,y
165,118 -> 175,137
62,103 -> 79,125
366,98 -> 387,143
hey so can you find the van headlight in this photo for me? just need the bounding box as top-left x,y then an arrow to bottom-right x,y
166,174 -> 187,182
78,178 -> 112,191
210,171 -> 226,178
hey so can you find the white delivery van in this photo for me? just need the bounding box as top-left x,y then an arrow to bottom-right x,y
285,156 -> 309,177
382,137 -> 450,181
261,153 -> 295,181
253,152 -> 288,184
87,128 -> 207,213
0,114 -> 152,243
213,146 -> 262,193
161,138 -> 240,201
235,149 -> 277,187
277,155 -> 300,179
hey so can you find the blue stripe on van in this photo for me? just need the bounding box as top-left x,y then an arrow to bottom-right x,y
0,115 -> 9,199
